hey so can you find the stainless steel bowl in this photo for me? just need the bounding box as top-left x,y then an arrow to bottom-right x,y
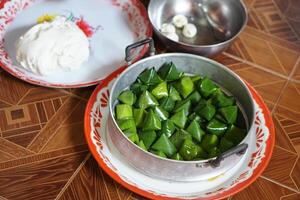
107,43 -> 255,181
148,0 -> 248,56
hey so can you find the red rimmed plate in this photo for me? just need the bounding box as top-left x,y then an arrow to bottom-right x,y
84,68 -> 275,199
0,0 -> 152,88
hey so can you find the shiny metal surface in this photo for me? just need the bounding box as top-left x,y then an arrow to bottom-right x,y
108,53 -> 255,181
125,38 -> 155,64
148,0 -> 248,56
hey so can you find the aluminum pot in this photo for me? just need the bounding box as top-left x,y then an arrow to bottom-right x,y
148,0 -> 248,57
107,39 -> 255,181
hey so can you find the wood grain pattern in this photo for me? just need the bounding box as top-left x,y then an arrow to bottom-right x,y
5,130 -> 39,148
273,116 -> 297,153
273,0 -> 289,13
27,97 -> 81,153
0,145 -> 88,170
0,100 -> 10,109
41,123 -> 86,152
290,157 -> 300,191
69,86 -> 96,100
0,0 -> 299,199
251,0 -> 300,45
1,181 -> 67,200
19,88 -> 68,104
0,150 -> 15,162
275,81 -> 300,155
0,104 -> 40,132
0,138 -> 33,157
253,81 -> 287,103
262,146 -> 298,190
0,152 -> 87,200
0,72 -> 34,105
2,124 -> 40,138
276,81 -> 300,114
244,26 -> 300,52
59,157 -> 111,200
231,177 -> 295,200
281,193 -> 300,200
236,32 -> 298,76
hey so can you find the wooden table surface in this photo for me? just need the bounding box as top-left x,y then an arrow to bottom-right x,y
0,0 -> 300,199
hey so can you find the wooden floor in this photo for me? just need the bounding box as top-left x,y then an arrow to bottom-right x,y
0,0 -> 299,199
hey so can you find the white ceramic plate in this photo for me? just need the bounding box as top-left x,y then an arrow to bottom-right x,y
0,0 -> 152,87
84,71 -> 275,200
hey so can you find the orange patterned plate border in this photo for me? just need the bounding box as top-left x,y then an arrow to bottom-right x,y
84,68 -> 275,200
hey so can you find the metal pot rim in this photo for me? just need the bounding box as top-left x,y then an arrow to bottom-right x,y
109,53 -> 255,164
147,0 -> 248,48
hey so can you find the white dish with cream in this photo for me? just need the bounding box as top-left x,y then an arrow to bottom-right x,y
16,16 -> 90,75
0,0 -> 152,87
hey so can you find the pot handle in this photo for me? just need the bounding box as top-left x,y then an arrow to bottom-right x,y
125,37 -> 156,65
208,143 -> 248,168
